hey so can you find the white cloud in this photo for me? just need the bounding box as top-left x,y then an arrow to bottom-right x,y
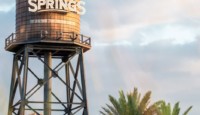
86,0 -> 200,46
138,24 -> 199,46
93,40 -> 133,47
93,24 -> 145,42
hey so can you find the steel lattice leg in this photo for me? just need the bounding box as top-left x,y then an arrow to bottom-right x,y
7,45 -> 89,115
8,55 -> 17,115
79,49 -> 89,115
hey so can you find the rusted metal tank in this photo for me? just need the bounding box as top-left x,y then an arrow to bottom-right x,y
16,0 -> 80,41
5,0 -> 91,52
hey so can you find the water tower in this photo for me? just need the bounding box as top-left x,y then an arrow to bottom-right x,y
5,0 -> 91,115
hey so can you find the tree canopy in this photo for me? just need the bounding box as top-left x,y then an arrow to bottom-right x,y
100,88 -> 192,115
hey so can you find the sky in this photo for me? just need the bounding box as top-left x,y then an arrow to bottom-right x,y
0,0 -> 200,115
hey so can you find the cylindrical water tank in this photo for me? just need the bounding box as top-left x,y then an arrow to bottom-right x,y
16,0 -> 80,41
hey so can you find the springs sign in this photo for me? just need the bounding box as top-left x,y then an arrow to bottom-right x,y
28,0 -> 86,15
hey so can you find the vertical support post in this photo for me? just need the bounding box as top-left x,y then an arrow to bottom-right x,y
79,49 -> 89,115
20,46 -> 29,115
65,62 -> 70,109
8,55 -> 17,115
44,52 -> 52,115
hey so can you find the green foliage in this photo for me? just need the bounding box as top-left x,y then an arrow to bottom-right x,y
157,101 -> 193,115
100,88 -> 159,115
183,106 -> 193,115
100,88 -> 192,115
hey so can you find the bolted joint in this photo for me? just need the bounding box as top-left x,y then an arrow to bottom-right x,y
16,55 -> 21,60
38,79 -> 44,86
21,99 -> 28,105
52,71 -> 58,78
24,99 -> 28,105
81,102 -> 86,107
64,108 -> 70,114
76,48 -> 81,54
62,56 -> 69,62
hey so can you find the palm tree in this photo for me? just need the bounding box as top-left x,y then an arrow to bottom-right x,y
100,88 -> 192,115
100,88 -> 160,115
156,101 -> 192,115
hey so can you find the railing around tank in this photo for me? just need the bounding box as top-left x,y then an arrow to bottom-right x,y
5,33 -> 17,48
5,32 -> 91,49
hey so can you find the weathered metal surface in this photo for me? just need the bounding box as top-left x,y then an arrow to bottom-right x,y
5,32 -> 91,52
16,0 -> 80,41
7,45 -> 89,115
44,52 -> 52,115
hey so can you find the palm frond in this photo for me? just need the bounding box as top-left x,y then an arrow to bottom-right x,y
109,95 -> 122,114
183,106 -> 192,115
127,94 -> 137,115
144,101 -> 163,115
106,104 -> 119,115
138,91 -> 151,114
118,90 -> 127,114
100,107 -> 113,115
172,102 -> 180,115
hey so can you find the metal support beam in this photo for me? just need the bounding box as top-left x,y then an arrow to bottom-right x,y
8,55 -> 17,115
65,62 -> 71,110
7,45 -> 89,115
44,52 -> 52,115
79,49 -> 89,115
20,46 -> 29,115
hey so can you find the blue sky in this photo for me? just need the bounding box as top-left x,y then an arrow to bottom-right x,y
0,0 -> 200,114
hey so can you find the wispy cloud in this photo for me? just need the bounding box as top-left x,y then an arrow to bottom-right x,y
137,23 -> 199,46
84,0 -> 200,46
